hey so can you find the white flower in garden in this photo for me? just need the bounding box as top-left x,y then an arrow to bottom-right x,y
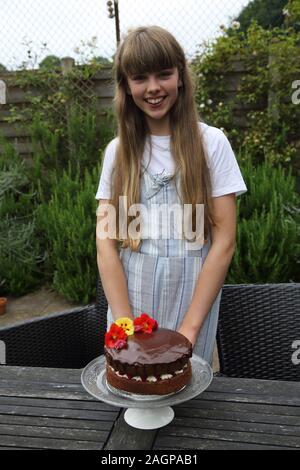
218,102 -> 223,107
231,20 -> 240,30
282,8 -> 290,16
220,127 -> 225,132
198,72 -> 203,78
200,103 -> 205,109
207,99 -> 213,105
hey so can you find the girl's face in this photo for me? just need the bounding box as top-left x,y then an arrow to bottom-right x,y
126,67 -> 182,135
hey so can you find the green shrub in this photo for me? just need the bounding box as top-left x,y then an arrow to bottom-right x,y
192,21 -> 300,175
36,161 -> 101,304
227,155 -> 299,283
0,136 -> 44,295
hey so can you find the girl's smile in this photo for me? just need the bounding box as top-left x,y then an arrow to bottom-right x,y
144,95 -> 167,109
144,96 -> 167,105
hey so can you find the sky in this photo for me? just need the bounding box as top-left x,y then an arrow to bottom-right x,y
0,0 -> 250,70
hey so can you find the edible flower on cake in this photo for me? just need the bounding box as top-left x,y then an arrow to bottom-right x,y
104,323 -> 128,350
115,317 -> 134,336
133,313 -> 158,333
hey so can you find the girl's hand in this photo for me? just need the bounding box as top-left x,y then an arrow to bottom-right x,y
176,324 -> 198,348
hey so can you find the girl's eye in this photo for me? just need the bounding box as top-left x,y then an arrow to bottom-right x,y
132,71 -> 172,81
132,75 -> 145,80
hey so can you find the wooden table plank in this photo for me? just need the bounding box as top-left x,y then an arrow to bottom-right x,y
0,434 -> 105,450
199,391 -> 300,407
0,380 -> 90,400
0,366 -> 81,383
176,399 -> 300,417
154,437 -> 290,450
174,405 -> 300,426
0,395 -> 115,412
0,422 -> 110,443
169,415 -> 300,437
0,413 -> 115,431
0,403 -> 117,422
209,376 -> 300,397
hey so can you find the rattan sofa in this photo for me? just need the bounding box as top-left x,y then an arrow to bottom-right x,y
217,283 -> 300,381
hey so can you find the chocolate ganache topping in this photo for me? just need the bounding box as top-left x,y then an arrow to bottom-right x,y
105,328 -> 193,379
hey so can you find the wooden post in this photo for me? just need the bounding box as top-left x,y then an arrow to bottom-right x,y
114,1 -> 120,47
61,57 -> 75,75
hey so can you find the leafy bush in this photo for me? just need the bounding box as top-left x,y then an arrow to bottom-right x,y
192,21 -> 300,174
0,136 -> 44,295
227,154 -> 299,283
36,162 -> 101,304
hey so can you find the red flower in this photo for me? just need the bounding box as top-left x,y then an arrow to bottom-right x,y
134,313 -> 158,333
105,323 -> 128,349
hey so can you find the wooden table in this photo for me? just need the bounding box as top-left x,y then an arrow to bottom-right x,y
0,366 -> 299,450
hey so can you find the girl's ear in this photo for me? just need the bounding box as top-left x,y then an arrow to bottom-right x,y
178,78 -> 183,88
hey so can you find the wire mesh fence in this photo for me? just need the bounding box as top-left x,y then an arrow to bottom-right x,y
0,0 -> 250,71
0,0 -> 257,157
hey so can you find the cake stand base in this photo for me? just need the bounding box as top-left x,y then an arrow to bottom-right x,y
124,406 -> 175,429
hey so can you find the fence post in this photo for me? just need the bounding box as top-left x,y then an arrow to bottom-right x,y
61,57 -> 76,160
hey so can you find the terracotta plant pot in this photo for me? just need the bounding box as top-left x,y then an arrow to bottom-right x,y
0,298 -> 7,316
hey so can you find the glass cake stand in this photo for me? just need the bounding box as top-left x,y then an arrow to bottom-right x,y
81,354 -> 213,430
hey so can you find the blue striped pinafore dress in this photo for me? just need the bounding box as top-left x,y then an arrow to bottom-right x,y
107,165 -> 222,365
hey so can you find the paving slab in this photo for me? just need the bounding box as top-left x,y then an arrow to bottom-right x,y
0,286 -> 82,327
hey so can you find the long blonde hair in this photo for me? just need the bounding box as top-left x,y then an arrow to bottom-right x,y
110,26 -> 214,250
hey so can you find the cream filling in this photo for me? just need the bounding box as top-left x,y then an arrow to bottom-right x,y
160,374 -> 173,380
109,364 -> 187,381
146,375 -> 157,382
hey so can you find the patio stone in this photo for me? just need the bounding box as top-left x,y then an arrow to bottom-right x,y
0,287 -> 82,327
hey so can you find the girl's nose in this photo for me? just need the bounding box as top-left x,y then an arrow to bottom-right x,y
147,76 -> 161,93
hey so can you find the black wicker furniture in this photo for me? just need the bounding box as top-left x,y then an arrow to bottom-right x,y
217,283 -> 300,381
1,282 -> 299,379
0,276 -> 109,368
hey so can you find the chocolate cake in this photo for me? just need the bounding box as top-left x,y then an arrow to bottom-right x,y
105,327 -> 193,395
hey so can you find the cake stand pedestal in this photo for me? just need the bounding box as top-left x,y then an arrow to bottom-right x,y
124,407 -> 174,429
81,355 -> 213,430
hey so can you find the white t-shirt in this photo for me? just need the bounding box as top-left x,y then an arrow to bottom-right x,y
95,122 -> 247,199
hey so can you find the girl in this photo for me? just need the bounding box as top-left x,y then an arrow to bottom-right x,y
96,26 -> 247,364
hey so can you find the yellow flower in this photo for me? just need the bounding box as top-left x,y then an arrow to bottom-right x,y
115,317 -> 134,336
